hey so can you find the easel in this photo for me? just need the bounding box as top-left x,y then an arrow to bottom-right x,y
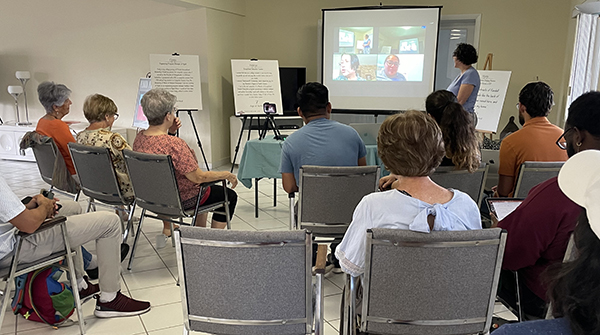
480,53 -> 494,140
176,109 -> 210,171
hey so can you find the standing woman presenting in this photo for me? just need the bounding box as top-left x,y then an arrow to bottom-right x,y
447,43 -> 480,126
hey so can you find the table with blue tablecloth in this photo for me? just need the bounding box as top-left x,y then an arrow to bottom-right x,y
237,138 -> 387,217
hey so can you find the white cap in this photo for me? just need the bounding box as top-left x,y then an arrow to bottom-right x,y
558,150 -> 600,238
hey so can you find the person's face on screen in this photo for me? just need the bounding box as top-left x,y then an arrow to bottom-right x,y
340,54 -> 355,78
384,55 -> 399,78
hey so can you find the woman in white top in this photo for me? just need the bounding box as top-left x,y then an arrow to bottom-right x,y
335,110 -> 482,277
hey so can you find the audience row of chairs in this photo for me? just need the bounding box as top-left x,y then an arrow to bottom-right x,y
25,138 -> 565,334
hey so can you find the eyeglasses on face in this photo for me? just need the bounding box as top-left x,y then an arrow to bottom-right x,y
556,127 -> 573,150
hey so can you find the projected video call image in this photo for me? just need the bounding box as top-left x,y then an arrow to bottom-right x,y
333,26 -> 426,82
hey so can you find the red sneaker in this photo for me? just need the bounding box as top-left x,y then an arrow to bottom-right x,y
78,276 -> 100,301
94,291 -> 151,318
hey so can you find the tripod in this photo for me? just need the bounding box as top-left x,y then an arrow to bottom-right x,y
230,115 -> 283,173
176,109 -> 210,171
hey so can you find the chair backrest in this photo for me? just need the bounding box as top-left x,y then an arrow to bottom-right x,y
361,228 -> 506,335
68,143 -> 129,205
430,163 -> 488,207
298,165 -> 379,225
175,227 -> 312,335
123,149 -> 184,217
513,161 -> 564,198
31,138 -> 59,186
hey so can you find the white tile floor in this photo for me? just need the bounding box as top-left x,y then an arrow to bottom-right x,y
0,159 -> 515,334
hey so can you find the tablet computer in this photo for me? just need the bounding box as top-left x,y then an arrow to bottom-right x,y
487,198 -> 525,221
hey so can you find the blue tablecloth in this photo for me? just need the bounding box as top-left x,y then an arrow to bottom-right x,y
237,139 -> 388,189
366,145 -> 389,177
237,137 -> 284,188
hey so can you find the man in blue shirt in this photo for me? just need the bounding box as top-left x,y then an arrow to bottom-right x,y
280,82 -> 367,272
280,82 -> 367,193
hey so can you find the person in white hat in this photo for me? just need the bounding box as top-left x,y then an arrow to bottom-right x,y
495,91 -> 600,334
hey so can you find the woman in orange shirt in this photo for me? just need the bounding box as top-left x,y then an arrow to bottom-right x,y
35,81 -> 77,176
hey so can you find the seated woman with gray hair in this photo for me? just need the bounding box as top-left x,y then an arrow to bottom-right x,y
133,89 -> 238,241
36,81 -> 77,176
335,110 -> 482,277
77,94 -> 133,201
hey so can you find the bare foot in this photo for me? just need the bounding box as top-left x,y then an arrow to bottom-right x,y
162,224 -> 180,237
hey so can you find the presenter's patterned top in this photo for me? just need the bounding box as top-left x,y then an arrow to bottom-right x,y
77,128 -> 134,200
335,189 -> 482,277
133,133 -> 210,204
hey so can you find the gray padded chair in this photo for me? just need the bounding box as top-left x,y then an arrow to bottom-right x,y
31,137 -> 80,201
343,228 -> 506,335
430,163 -> 489,208
291,165 -> 380,235
68,143 -> 136,242
123,149 -> 230,270
175,227 -> 324,335
0,217 -> 85,334
513,161 -> 564,198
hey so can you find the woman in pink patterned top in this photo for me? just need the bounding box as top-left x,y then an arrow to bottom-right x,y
133,89 -> 238,239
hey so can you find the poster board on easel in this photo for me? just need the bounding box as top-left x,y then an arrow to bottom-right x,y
231,59 -> 283,116
475,70 -> 512,133
149,54 -> 202,110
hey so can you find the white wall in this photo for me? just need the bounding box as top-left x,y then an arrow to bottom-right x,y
0,0 -> 215,163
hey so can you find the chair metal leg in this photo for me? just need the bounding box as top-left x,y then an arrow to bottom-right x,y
170,222 -> 175,248
74,190 -> 81,202
61,223 -> 85,334
254,178 -> 259,218
349,275 -> 358,335
122,202 -> 136,243
273,178 -> 277,207
288,193 -> 295,230
86,199 -> 93,213
314,272 -> 324,335
128,209 -> 146,270
223,180 -> 231,230
514,271 -> 523,322
0,240 -> 23,335
342,274 -> 351,335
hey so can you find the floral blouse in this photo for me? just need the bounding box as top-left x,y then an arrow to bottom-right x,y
76,128 -> 134,200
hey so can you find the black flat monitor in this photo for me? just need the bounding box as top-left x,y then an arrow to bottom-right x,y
279,67 -> 306,116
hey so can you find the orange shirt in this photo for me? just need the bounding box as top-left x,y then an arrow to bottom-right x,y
498,117 -> 568,193
36,118 -> 77,175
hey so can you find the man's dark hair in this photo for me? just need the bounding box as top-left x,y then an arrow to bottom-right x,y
567,91 -> 600,137
452,43 -> 478,65
519,82 -> 554,118
296,82 -> 329,118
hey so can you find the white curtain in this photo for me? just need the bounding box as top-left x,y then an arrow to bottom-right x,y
567,13 -> 600,116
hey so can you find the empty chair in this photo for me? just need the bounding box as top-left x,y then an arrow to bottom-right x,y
513,161 -> 564,198
123,149 -> 231,270
291,165 -> 380,235
0,217 -> 85,334
430,163 -> 488,207
174,227 -> 325,335
343,228 -> 506,335
68,143 -> 136,241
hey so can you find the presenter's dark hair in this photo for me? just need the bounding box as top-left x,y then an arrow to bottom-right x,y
452,43 -> 478,65
378,110 -> 445,177
297,82 -> 329,118
426,90 -> 480,172
547,210 -> 599,335
519,82 -> 554,118
341,53 -> 360,71
566,91 -> 600,137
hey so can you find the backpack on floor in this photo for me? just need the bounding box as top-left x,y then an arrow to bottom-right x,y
11,266 -> 75,327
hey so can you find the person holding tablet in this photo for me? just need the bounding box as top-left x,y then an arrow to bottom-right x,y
493,91 -> 600,320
